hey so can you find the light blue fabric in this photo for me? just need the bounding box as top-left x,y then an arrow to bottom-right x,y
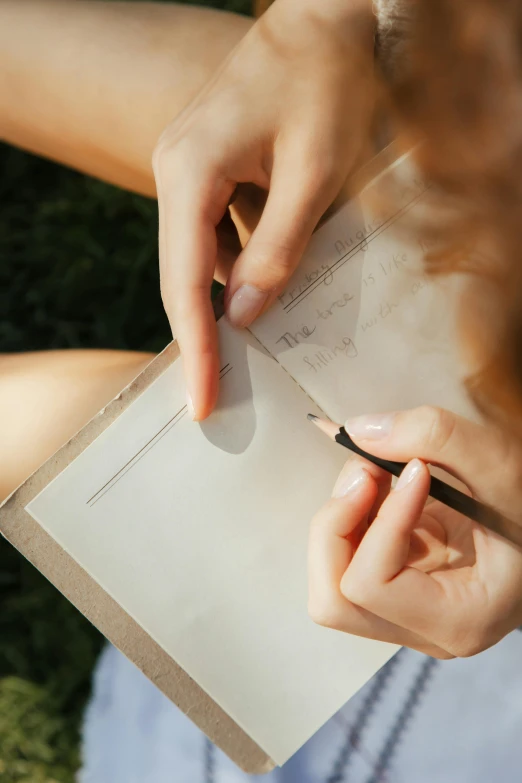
80,632 -> 522,783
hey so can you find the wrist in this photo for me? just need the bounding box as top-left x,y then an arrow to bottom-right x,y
275,0 -> 376,49
279,0 -> 374,26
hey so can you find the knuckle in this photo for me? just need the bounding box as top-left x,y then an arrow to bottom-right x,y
307,598 -> 342,630
152,134 -> 196,184
432,649 -> 456,661
450,637 -> 485,658
416,405 -> 457,454
447,623 -> 494,658
340,569 -> 373,608
309,499 -> 337,530
248,241 -> 298,282
152,136 -> 172,177
204,91 -> 245,132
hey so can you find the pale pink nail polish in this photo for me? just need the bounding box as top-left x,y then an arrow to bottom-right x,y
395,459 -> 423,491
332,467 -> 368,498
227,285 -> 268,328
345,413 -> 396,440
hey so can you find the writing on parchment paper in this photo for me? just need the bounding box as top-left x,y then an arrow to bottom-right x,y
277,177 -> 428,308
276,325 -> 317,349
317,292 -> 355,320
275,318 -> 358,376
333,223 -> 378,257
303,338 -> 358,374
278,263 -> 334,308
358,249 -> 429,329
360,300 -> 399,333
278,225 -> 374,308
276,291 -> 359,373
273,237 -> 427,373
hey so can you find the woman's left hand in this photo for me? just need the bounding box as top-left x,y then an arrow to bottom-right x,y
308,406 -> 522,659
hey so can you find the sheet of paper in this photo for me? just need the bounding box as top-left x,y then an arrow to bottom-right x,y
26,320 -> 396,766
250,154 -> 476,424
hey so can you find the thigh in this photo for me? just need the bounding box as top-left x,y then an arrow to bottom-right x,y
0,1 -> 253,196
0,349 -> 153,502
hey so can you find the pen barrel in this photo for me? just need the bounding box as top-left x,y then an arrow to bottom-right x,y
336,430 -> 404,475
336,428 -> 522,548
428,476 -> 487,525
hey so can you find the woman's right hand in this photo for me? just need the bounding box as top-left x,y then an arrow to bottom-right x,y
308,407 -> 522,658
153,0 -> 376,420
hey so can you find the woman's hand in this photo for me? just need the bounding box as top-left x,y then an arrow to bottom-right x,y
308,406 -> 522,659
153,0 -> 375,419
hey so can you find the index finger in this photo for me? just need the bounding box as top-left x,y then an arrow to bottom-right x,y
308,467 -> 378,631
308,466 -> 450,654
341,460 -> 448,640
154,145 -> 236,420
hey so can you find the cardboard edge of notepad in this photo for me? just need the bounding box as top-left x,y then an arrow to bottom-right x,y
0,315 -> 275,775
0,142 -> 400,774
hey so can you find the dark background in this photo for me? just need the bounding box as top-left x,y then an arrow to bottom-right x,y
0,1 -> 251,780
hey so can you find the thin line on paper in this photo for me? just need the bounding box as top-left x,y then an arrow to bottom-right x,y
283,189 -> 427,314
86,363 -> 232,507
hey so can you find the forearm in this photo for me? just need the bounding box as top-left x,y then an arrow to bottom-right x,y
0,1 -> 251,197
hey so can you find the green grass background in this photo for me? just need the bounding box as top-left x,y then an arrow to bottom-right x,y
0,1 -> 252,780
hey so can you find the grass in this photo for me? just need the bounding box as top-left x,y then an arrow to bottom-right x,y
0,1 -> 252,780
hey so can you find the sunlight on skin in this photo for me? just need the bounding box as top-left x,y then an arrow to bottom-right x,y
0,351 -> 153,501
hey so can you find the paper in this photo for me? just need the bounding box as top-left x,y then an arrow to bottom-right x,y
250,154 -> 476,424
26,320 -> 396,765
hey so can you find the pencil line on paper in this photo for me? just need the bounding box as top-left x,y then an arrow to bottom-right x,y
219,365 -> 233,381
284,189 -> 426,311
88,410 -> 188,507
86,363 -> 233,507
284,188 -> 427,313
86,405 -> 187,506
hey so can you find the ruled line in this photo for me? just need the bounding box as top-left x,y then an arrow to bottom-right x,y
87,405 -> 187,507
283,189 -> 427,314
86,363 -> 232,507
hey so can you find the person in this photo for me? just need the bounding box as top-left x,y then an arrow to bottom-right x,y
0,0 -> 370,499
0,0 -> 251,501
3,0 -> 522,780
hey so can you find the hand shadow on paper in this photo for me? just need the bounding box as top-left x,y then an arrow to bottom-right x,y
199,330 -> 257,455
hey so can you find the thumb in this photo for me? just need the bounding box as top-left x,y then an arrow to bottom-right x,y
225,148 -> 342,327
344,406 -> 520,513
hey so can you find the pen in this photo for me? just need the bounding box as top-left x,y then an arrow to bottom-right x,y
307,413 -> 522,548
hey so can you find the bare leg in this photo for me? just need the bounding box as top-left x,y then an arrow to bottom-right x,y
0,350 -> 154,502
0,1 -> 252,196
0,3 -> 251,500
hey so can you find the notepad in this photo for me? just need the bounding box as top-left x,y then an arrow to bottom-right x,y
0,148 -> 475,772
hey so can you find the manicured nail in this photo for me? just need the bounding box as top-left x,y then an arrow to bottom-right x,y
395,459 -> 423,491
345,413 -> 395,440
333,467 -> 369,498
186,390 -> 195,420
227,284 -> 268,328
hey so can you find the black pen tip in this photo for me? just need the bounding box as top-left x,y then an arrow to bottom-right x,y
307,413 -> 318,422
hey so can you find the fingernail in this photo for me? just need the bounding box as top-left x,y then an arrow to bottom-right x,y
186,390 -> 195,420
227,284 -> 268,328
345,413 -> 396,440
333,467 -> 369,498
395,459 -> 423,491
